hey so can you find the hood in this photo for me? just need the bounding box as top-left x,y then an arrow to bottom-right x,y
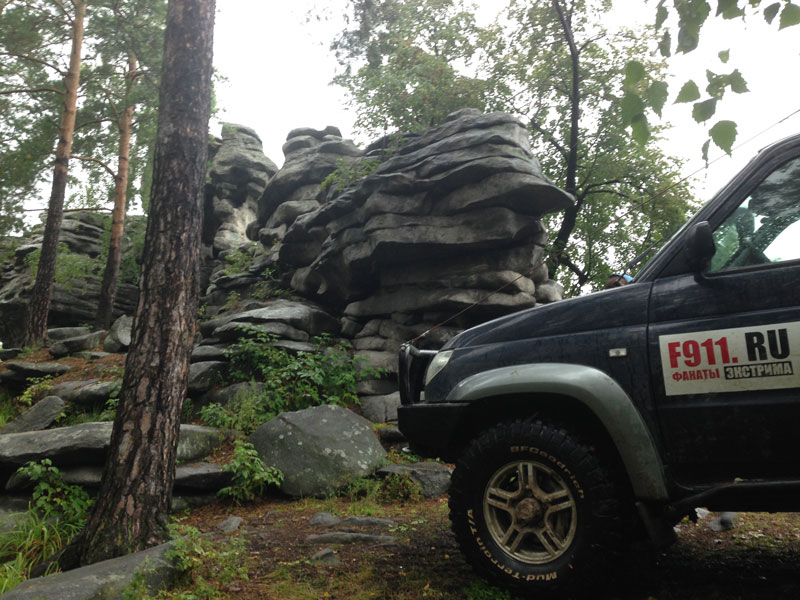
442,281 -> 652,350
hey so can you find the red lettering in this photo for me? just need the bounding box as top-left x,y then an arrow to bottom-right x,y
715,337 -> 731,364
684,340 -> 701,367
700,338 -> 716,365
668,342 -> 681,368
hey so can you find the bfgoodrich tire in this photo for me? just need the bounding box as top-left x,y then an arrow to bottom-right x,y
449,419 -> 623,596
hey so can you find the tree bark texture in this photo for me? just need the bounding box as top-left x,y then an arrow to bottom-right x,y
76,0 -> 215,566
96,55 -> 138,330
25,0 -> 86,346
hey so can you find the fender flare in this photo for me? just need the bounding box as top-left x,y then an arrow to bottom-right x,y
446,362 -> 669,501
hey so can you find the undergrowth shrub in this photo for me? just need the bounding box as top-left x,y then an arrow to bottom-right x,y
199,386 -> 272,435
217,440 -> 283,505
221,242 -> 259,276
0,459 -> 93,591
125,524 -> 250,599
465,579 -> 516,600
224,327 -> 383,410
0,390 -> 20,428
17,376 -> 54,407
24,243 -> 100,293
200,327 -> 384,434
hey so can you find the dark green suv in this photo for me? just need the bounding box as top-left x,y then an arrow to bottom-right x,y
398,134 -> 800,596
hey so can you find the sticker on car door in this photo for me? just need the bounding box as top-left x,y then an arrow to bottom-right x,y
659,321 -> 800,396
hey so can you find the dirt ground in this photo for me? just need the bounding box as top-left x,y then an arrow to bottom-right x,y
179,495 -> 800,600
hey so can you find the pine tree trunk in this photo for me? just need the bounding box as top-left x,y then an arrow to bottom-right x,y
75,0 -> 215,566
547,0 -> 581,279
25,0 -> 86,346
96,56 -> 138,330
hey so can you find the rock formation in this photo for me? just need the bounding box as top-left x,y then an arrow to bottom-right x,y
0,212 -> 144,346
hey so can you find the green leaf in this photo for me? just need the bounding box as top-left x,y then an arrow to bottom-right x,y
709,120 -> 737,154
718,49 -> 730,63
702,139 -> 711,163
677,25 -> 700,53
717,0 -> 745,18
675,80 -> 701,103
646,81 -> 669,116
630,114 -> 651,145
729,69 -> 749,93
624,60 -> 647,89
656,2 -> 669,28
693,98 -> 718,122
705,70 -> 727,99
779,3 -> 800,28
675,0 -> 711,53
620,92 -> 645,125
763,2 -> 781,23
658,30 -> 672,57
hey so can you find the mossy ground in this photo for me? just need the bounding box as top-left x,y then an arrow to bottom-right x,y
173,495 -> 800,600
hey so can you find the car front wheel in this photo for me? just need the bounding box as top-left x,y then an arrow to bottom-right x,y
449,419 -> 624,596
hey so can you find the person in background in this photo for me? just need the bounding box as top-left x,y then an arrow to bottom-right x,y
605,273 -> 632,289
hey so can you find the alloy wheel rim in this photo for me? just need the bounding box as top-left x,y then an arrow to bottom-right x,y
483,459 -> 578,564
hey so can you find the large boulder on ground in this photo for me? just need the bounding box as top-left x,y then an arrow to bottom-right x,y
47,326 -> 91,343
377,462 -> 453,498
49,330 -> 106,358
48,379 -> 119,407
248,404 -> 386,497
6,461 -> 232,493
103,315 -> 133,352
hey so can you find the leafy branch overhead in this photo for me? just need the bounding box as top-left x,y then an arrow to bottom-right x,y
624,0 -> 799,157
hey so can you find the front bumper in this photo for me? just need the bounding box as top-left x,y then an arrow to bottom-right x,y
397,402 -> 470,461
398,343 -> 468,460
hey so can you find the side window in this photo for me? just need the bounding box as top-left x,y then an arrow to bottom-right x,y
709,155 -> 800,272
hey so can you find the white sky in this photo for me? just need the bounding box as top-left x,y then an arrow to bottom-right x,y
211,0 -> 800,201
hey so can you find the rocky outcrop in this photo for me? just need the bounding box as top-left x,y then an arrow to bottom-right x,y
204,123 -> 278,257
0,212 -> 143,346
0,111 -> 572,487
255,125 -> 359,249
281,110 -> 571,326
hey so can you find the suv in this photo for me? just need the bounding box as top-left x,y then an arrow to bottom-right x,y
397,134 -> 800,595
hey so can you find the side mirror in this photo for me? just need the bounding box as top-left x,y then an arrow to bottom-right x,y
685,221 -> 716,274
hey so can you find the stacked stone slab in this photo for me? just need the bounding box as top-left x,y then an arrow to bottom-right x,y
275,110 -> 571,326
203,123 -> 278,257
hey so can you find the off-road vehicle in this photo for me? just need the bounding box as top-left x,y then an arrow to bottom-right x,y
398,133 -> 800,595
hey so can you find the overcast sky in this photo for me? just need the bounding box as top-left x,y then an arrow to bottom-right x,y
211,0 -> 800,200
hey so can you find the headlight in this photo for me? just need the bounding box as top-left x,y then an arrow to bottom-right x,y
424,350 -> 453,386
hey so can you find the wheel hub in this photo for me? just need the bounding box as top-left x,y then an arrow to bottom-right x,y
515,497 -> 542,522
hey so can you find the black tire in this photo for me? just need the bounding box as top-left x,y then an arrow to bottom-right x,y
449,419 -> 624,596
